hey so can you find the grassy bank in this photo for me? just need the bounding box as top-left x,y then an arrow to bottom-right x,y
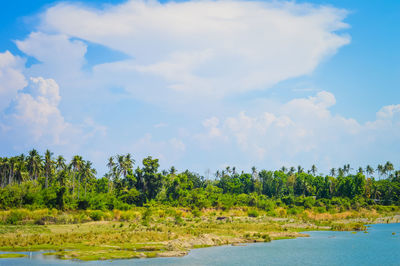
0,206 -> 399,261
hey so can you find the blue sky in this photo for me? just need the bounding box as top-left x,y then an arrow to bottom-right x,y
0,0 -> 399,175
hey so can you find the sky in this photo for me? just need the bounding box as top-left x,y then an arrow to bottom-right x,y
0,0 -> 399,176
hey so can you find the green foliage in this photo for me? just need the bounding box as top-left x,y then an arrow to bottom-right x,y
6,210 -> 25,225
88,210 -> 105,221
247,209 -> 259,217
0,151 -> 399,214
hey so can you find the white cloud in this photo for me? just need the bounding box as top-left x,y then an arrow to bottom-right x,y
32,0 -> 350,100
0,51 -> 27,111
12,77 -> 68,144
198,91 -> 399,170
0,61 -> 106,153
16,32 -> 86,68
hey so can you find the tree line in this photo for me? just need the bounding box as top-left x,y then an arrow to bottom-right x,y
0,149 -> 399,211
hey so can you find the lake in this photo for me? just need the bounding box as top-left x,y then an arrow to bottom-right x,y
1,223 -> 399,266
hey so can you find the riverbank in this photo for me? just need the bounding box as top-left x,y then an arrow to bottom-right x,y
0,207 -> 399,261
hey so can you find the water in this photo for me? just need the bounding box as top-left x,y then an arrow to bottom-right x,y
1,223 -> 399,266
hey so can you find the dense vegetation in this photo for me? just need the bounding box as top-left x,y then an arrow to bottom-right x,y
0,149 -> 399,213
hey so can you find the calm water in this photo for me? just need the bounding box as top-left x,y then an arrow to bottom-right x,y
1,223 -> 399,266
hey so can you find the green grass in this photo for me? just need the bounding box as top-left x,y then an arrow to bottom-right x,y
0,253 -> 27,258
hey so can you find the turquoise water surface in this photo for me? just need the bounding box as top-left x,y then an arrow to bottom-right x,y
1,223 -> 399,266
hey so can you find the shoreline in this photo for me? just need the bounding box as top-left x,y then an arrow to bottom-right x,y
0,213 -> 399,261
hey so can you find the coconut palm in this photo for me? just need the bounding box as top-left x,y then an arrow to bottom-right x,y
384,161 -> 394,178
357,167 -> 364,174
27,149 -> 42,181
376,164 -> 385,179
70,155 -> 83,198
56,156 -> 66,172
279,166 -> 286,174
330,168 -> 336,177
288,167 -> 296,175
366,165 -> 374,178
81,161 -> 97,197
297,165 -> 304,174
310,165 -> 317,176
44,150 -> 54,188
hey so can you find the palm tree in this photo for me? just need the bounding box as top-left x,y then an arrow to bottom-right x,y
215,170 -> 220,179
330,168 -> 336,177
297,165 -> 304,174
366,165 -> 374,178
288,167 -> 296,175
44,150 -> 54,188
7,157 -> 17,185
232,166 -> 236,175
377,164 -> 385,179
56,156 -> 66,172
27,149 -> 42,181
14,156 -> 25,185
384,161 -> 394,178
338,168 -> 344,177
310,165 -> 317,176
70,155 -> 83,198
251,166 -> 258,178
393,170 -> 400,182
106,156 -> 115,193
124,153 -> 134,174
170,166 -> 177,175
357,167 -> 364,174
343,164 -> 352,175
0,158 -> 8,187
81,161 -> 97,197
280,166 -> 287,174
116,155 -> 126,178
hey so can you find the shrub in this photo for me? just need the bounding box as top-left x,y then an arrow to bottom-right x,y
6,210 -> 24,225
247,209 -> 259,217
303,197 -> 316,209
120,211 -> 138,221
287,207 -> 303,215
191,208 -> 201,218
88,210 -> 104,221
262,234 -> 271,242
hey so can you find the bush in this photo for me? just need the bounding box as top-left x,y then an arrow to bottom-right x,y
258,199 -> 275,211
315,206 -> 327,213
120,210 -> 138,221
287,207 -> 303,215
191,207 -> 201,218
88,210 -> 105,221
262,234 -> 271,242
303,197 -> 316,209
247,209 -> 259,217
6,210 -> 25,225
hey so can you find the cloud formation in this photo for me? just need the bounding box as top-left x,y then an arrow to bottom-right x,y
32,0 -> 350,100
198,91 -> 400,170
0,54 -> 105,154
0,52 -> 27,111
